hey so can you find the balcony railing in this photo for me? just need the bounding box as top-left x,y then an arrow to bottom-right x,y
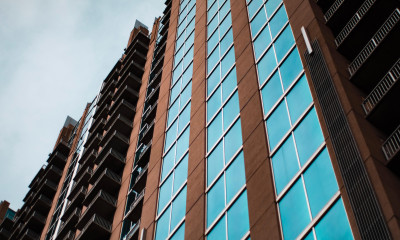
75,214 -> 112,240
124,220 -> 141,240
382,125 -> 400,161
362,59 -> 400,114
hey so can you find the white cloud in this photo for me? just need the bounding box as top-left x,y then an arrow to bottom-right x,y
0,0 -> 164,210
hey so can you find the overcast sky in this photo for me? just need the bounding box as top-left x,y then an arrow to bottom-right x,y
0,0 -> 163,210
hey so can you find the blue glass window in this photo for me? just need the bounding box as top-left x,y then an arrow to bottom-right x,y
224,119 -> 242,162
170,187 -> 187,231
274,25 -> 294,63
257,47 -> 277,84
253,25 -> 271,60
286,74 -> 312,124
208,112 -> 223,152
223,91 -> 240,131
260,71 -> 282,115
207,141 -> 224,186
222,68 -> 237,102
208,216 -> 227,240
251,8 -> 267,37
226,152 -> 246,203
266,100 -> 290,150
207,176 -> 225,226
227,191 -> 250,240
269,6 -> 288,38
280,49 -> 302,90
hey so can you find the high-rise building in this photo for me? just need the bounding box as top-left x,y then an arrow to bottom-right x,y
1,0 -> 399,239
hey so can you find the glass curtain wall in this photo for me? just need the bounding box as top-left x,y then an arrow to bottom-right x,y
205,0 -> 250,239
154,0 -> 196,239
246,0 -> 353,239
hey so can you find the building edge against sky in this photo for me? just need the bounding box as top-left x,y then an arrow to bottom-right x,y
1,0 -> 400,239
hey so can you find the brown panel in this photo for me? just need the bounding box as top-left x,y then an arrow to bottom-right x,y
185,195 -> 205,240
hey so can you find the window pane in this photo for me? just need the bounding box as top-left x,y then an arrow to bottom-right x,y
220,28 -> 233,57
253,25 -> 272,60
162,145 -> 176,181
266,100 -> 290,150
182,62 -> 193,87
187,15 -> 196,33
304,231 -> 315,240
208,30 -> 219,56
208,1 -> 218,22
219,1 -> 230,20
222,67 -> 237,103
286,74 -> 312,124
219,13 -> 232,38
208,48 -> 219,74
223,91 -> 240,131
248,0 -> 264,20
208,14 -> 218,37
227,190 -> 250,240
176,126 -> 190,161
165,120 -> 178,150
294,108 -> 324,165
207,141 -> 224,186
155,206 -> 171,240
265,0 -> 282,17
250,8 -> 267,38
173,154 -> 189,194
271,136 -> 299,195
279,179 -> 311,240
170,78 -> 182,104
304,148 -> 338,217
315,198 -> 354,240
158,175 -> 173,214
224,118 -> 242,162
208,86 -> 222,122
208,112 -> 223,152
269,6 -> 288,38
170,186 -> 187,231
183,45 -> 194,69
261,71 -> 282,115
226,151 -> 246,203
170,223 -> 185,240
168,98 -> 180,126
186,28 -> 195,46
208,67 -> 221,96
221,47 -> 235,78
208,215 -> 227,240
207,176 -> 225,227
257,47 -> 277,85
180,82 -> 192,111
280,48 -> 302,90
178,102 -> 191,135
274,25 -> 294,63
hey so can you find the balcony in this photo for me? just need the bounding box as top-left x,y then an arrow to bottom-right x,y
47,152 -> 67,170
335,0 -> 399,60
92,104 -> 110,120
124,220 -> 141,240
316,0 -> 337,13
99,130 -> 130,156
61,230 -> 75,240
56,208 -> 81,240
349,9 -> 400,93
131,164 -> 148,193
22,211 -> 46,233
103,61 -> 121,85
142,102 -> 158,125
28,165 -> 45,190
100,79 -> 116,96
42,165 -> 63,183
113,85 -> 139,108
53,140 -> 71,157
76,190 -> 117,230
79,149 -> 97,165
362,59 -> 400,133
148,68 -> 162,91
83,133 -> 102,153
29,194 -> 52,215
134,141 -> 152,168
117,71 -> 142,93
92,149 -> 126,180
36,179 -> 58,199
119,61 -> 145,83
83,169 -> 121,206
0,228 -> 11,239
109,99 -> 136,120
88,118 -> 106,137
145,82 -> 160,107
138,120 -> 155,146
122,50 -> 146,70
64,186 -> 87,219
75,215 -> 112,240
152,46 -> 166,71
104,114 -> 133,138
97,91 -> 113,111
324,0 -> 366,35
383,124 -> 400,175
124,189 -> 145,222
125,31 -> 150,55
20,228 -> 40,240
69,168 -> 92,200
125,39 -> 149,56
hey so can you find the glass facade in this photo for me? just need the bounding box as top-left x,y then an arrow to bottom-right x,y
206,0 -> 250,239
245,0 -> 353,239
154,0 -> 196,239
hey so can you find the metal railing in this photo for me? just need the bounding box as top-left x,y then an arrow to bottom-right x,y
324,0 -> 344,21
349,9 -> 400,75
362,59 -> 400,114
382,125 -> 400,160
